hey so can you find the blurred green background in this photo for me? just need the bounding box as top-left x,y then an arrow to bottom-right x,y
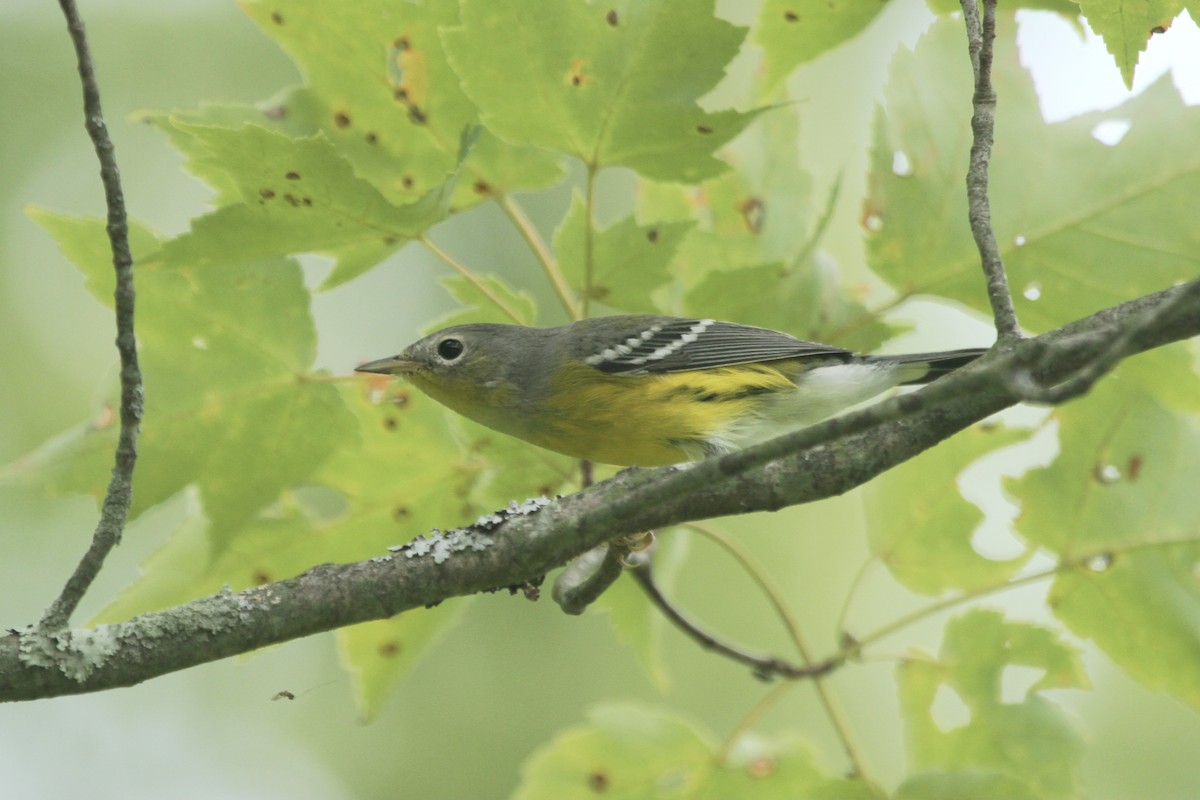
3,1 -> 1200,798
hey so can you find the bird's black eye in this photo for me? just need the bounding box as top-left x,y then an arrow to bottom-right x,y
437,338 -> 465,361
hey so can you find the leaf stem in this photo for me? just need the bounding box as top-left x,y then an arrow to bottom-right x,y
714,681 -> 796,763
688,523 -> 807,658
496,194 -> 580,320
684,524 -> 880,793
581,163 -> 599,319
418,234 -> 528,325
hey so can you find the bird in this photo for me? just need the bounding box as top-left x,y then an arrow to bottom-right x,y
356,315 -> 986,467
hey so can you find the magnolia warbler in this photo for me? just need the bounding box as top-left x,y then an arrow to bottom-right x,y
356,316 -> 986,467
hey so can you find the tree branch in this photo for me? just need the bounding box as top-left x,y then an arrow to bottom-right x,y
961,0 -> 1020,340
551,545 -> 625,615
628,558 -> 834,681
40,0 -> 144,631
4,281 -> 1198,702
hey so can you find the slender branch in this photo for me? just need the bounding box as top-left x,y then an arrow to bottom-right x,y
418,234 -> 529,325
688,523 -> 809,660
1011,278 -> 1200,403
683,523 -> 878,791
496,194 -> 580,320
628,562 -> 835,680
551,544 -> 625,615
5,283 -> 1198,701
40,0 -> 144,631
961,0 -> 1020,340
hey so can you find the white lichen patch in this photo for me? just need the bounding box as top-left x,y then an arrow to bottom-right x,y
18,625 -> 120,682
386,496 -> 556,562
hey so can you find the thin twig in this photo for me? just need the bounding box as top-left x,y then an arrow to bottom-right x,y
628,562 -> 836,680
40,0 -> 144,631
961,0 -> 1021,340
683,523 -> 879,791
1011,277 -> 1200,403
687,522 -> 809,659
551,545 -> 626,614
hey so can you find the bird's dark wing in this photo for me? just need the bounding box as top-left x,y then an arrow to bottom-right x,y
581,318 -> 852,375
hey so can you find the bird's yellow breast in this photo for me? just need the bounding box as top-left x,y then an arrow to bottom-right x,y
535,360 -> 803,466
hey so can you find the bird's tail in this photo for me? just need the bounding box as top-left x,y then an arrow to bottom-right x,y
864,348 -> 988,385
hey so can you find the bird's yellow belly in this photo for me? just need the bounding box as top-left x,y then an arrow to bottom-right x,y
538,364 -> 800,466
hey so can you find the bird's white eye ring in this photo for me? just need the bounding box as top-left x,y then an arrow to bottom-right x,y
437,338 -> 465,361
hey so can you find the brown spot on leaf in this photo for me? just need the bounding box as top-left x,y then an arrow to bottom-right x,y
393,506 -> 410,521
271,690 -> 295,701
378,641 -> 401,657
696,125 -> 713,134
283,193 -> 302,207
606,9 -> 618,26
263,105 -> 287,120
401,175 -> 415,189
270,11 -> 284,24
646,229 -> 659,243
394,35 -> 410,51
738,196 -> 765,233
365,131 -> 378,144
567,58 -> 588,87
285,171 -> 300,181
302,196 -> 313,206
253,570 -> 272,585
1127,454 -> 1143,480
587,771 -> 609,792
334,111 -> 351,128
383,235 -> 398,246
784,10 -> 799,22
259,188 -> 275,200
383,417 -> 398,431
473,180 -> 492,195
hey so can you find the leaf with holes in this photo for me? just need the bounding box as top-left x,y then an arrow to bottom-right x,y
867,17 -> 1200,333
1007,372 -> 1200,710
897,609 -> 1087,800
865,423 -> 1034,595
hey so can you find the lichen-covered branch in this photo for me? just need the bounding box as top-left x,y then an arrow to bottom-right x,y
3,281 -> 1197,703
